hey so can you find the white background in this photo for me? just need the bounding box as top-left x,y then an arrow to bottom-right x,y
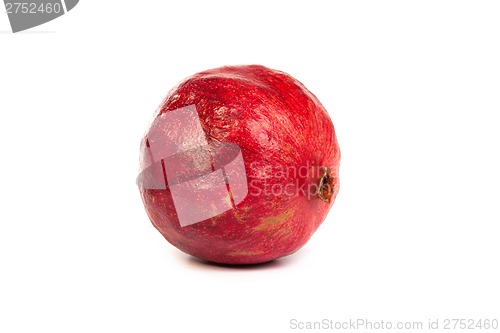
1,1 -> 499,332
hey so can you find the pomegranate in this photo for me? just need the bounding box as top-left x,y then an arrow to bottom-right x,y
138,65 -> 340,265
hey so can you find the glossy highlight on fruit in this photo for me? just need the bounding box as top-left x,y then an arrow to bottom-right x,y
138,65 -> 340,265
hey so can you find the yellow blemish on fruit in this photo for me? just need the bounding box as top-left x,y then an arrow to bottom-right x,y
275,225 -> 292,236
229,250 -> 265,256
283,144 -> 293,153
214,106 -> 229,117
254,209 -> 294,231
233,210 -> 245,223
210,216 -> 220,226
224,194 -> 233,208
209,203 -> 219,216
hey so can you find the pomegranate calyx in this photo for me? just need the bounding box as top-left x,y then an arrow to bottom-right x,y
318,166 -> 335,204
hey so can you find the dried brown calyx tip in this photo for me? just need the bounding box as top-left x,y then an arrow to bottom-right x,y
317,166 -> 335,204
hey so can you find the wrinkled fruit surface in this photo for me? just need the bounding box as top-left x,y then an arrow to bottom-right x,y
138,65 -> 340,264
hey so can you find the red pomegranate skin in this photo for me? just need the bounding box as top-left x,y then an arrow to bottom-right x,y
139,65 -> 340,265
